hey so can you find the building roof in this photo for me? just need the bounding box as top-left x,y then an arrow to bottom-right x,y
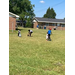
9,12 -> 19,18
33,17 -> 65,24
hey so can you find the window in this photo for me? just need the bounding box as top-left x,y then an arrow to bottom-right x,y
52,23 -> 56,26
57,23 -> 60,26
61,24 -> 65,27
45,23 -> 49,26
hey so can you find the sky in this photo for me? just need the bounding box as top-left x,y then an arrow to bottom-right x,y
30,0 -> 65,19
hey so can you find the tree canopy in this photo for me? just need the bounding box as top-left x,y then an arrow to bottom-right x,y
9,0 -> 35,27
43,7 -> 56,19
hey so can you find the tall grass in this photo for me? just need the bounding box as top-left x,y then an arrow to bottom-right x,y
9,27 -> 65,75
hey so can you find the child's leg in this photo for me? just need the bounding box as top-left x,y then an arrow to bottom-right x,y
30,32 -> 31,37
49,34 -> 51,41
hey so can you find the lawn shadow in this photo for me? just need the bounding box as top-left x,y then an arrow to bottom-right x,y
16,28 -> 23,31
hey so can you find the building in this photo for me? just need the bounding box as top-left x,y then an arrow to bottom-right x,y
33,17 -> 65,30
9,12 -> 19,30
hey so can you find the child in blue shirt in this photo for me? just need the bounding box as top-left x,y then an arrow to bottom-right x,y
48,28 -> 52,41
37,25 -> 39,29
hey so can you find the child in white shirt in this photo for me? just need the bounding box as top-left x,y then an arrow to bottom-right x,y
46,32 -> 48,40
18,30 -> 21,37
27,29 -> 33,37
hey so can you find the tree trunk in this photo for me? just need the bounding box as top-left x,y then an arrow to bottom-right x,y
22,19 -> 23,27
22,21 -> 23,27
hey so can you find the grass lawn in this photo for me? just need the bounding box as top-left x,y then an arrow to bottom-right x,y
9,27 -> 65,75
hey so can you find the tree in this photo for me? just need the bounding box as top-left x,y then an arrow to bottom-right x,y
43,7 -> 56,19
9,0 -> 35,27
26,18 -> 32,27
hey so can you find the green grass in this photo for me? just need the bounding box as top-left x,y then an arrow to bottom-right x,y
9,27 -> 65,75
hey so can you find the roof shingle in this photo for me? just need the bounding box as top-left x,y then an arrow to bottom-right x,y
34,17 -> 65,23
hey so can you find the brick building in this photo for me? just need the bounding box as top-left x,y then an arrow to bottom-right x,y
9,12 -> 19,30
33,17 -> 65,30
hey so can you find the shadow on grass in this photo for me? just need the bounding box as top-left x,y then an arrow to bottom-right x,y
16,28 -> 24,31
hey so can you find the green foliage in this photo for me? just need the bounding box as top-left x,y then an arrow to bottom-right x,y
9,0 -> 35,27
43,7 -> 56,19
26,18 -> 33,27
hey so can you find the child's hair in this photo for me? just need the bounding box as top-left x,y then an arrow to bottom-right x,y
28,30 -> 30,31
47,32 -> 48,34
